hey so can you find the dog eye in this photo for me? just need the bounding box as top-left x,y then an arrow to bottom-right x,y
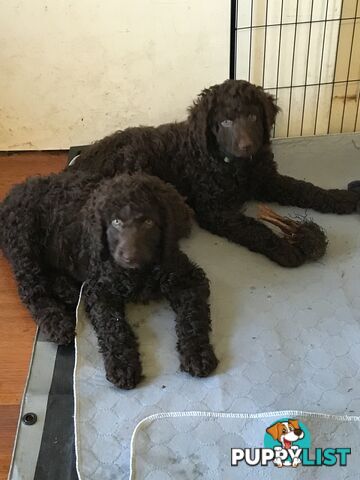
220,119 -> 233,128
111,218 -> 123,228
248,114 -> 257,122
144,218 -> 154,227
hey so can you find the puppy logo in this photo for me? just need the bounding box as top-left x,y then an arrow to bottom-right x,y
231,417 -> 351,468
265,419 -> 306,468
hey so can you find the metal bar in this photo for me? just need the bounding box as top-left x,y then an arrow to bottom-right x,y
265,79 -> 360,91
300,0 -> 315,136
314,0 -> 330,135
236,16 -> 360,31
287,0 -> 300,137
273,0 -> 284,137
248,0 -> 254,82
354,5 -> 360,131
229,0 -> 238,79
354,83 -> 360,131
262,0 -> 269,87
327,0 -> 344,134
340,0 -> 359,132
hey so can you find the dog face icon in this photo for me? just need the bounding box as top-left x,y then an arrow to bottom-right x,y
266,419 -> 304,449
266,420 -> 304,467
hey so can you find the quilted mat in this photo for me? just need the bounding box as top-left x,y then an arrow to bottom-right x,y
74,134 -> 360,479
130,411 -> 360,479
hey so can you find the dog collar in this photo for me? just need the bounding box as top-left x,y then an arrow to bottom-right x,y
223,154 -> 253,164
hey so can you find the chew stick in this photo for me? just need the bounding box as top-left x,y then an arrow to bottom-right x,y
257,204 -> 299,238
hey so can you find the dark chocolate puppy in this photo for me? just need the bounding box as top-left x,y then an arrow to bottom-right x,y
69,80 -> 360,267
0,172 -> 218,388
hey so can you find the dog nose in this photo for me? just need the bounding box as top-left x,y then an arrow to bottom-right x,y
238,141 -> 252,152
294,429 -> 302,436
122,252 -> 136,263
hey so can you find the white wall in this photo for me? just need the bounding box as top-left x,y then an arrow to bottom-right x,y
0,1 -> 230,150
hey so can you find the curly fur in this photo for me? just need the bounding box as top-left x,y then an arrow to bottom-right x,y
70,79 -> 360,267
0,171 -> 218,389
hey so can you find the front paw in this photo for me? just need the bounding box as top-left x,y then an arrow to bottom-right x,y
258,205 -> 327,266
180,344 -> 218,377
39,307 -> 75,345
292,222 -> 328,261
328,189 -> 360,214
104,354 -> 142,389
272,223 -> 328,268
348,181 -> 360,213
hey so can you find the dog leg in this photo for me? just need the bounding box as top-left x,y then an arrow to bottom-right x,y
84,281 -> 142,389
197,206 -> 327,267
49,272 -> 81,308
161,251 -> 218,377
9,252 -> 76,345
256,173 -> 360,214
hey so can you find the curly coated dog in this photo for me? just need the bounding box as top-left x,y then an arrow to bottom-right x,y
0,172 -> 218,389
70,79 -> 360,267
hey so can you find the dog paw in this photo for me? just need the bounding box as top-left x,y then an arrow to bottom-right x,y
291,222 -> 328,262
348,181 -> 360,213
327,188 -> 360,214
348,180 -> 360,194
272,223 -> 328,268
39,308 -> 75,345
104,355 -> 142,390
258,205 -> 327,266
180,344 -> 218,377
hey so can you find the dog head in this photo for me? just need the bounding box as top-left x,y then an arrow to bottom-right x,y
266,420 -> 304,449
188,79 -> 279,160
105,202 -> 161,269
82,174 -> 193,270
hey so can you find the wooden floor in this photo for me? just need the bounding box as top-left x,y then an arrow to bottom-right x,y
0,151 -> 68,480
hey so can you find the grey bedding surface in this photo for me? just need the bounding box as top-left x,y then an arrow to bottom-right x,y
130,412 -> 360,479
74,134 -> 360,479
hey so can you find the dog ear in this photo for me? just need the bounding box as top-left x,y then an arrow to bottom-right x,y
187,85 -> 219,153
288,419 -> 300,430
81,188 -> 108,270
143,176 -> 193,261
256,87 -> 279,139
266,422 -> 282,440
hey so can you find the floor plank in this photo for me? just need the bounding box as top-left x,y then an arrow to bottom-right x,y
0,405 -> 20,480
0,151 -> 67,480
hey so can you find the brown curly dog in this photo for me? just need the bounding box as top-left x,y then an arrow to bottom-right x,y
69,79 -> 360,267
0,171 -> 218,389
